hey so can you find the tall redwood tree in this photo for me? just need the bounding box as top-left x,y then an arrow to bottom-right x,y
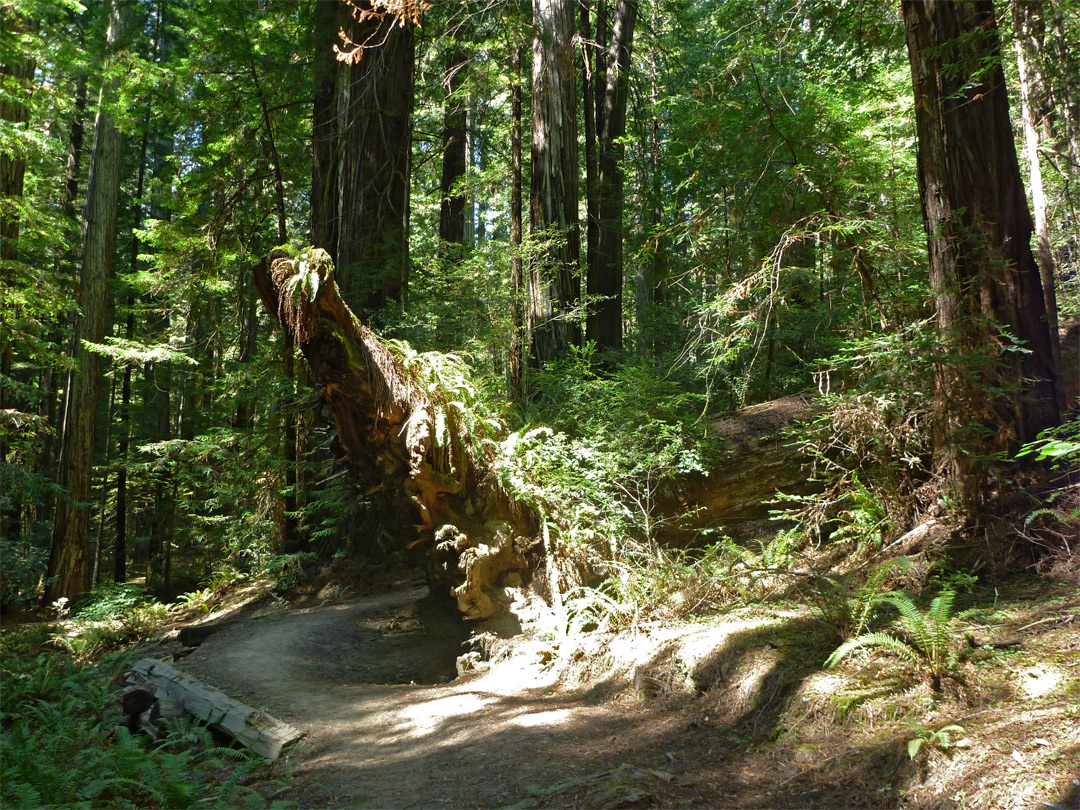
901,0 -> 1059,507
528,0 -> 581,368
48,0 -> 133,603
311,0 -> 414,316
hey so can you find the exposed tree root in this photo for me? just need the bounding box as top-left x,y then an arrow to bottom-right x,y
253,249 -> 533,618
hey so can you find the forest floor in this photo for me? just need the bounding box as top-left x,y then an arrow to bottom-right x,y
173,571 -> 1080,810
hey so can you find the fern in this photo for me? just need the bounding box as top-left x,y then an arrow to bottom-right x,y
825,631 -> 920,668
810,556 -> 912,640
825,587 -> 968,689
1,645 -> 257,808
850,557 -> 913,637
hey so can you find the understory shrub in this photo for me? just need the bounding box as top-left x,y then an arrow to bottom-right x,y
0,640 -> 286,809
825,587 -> 980,691
495,349 -> 720,593
780,323 -> 937,546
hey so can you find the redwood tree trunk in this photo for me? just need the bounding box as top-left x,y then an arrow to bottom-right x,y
331,1 -> 415,315
311,0 -> 339,256
901,0 -> 1059,508
528,0 -> 581,368
48,0 -> 132,603
439,45 -> 468,253
586,0 -> 636,353
509,44 -> 525,402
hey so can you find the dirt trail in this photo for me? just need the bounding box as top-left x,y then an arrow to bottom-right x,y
181,587 -> 677,809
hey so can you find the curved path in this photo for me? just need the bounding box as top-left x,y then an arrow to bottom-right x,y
181,588 -> 663,809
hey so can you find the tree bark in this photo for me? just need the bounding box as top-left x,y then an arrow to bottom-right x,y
636,46 -> 666,346
586,0 -> 636,353
311,0 -> 339,256
901,0 -> 1059,509
324,1 -> 415,315
48,0 -> 132,604
1013,0 -> 1063,410
51,67 -> 90,506
580,1 -> 599,298
528,0 -> 581,368
439,45 -> 468,253
509,44 -> 525,403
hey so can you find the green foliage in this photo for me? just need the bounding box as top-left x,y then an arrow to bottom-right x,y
810,557 -> 914,641
779,321 -> 937,547
907,722 -> 966,760
657,2 -> 924,410
825,588 -> 976,690
73,582 -> 155,622
560,533 -> 806,632
501,349 -> 718,565
827,476 -> 894,551
264,552 -> 316,593
386,338 -> 508,476
495,426 -> 628,567
1016,416 -> 1080,468
0,645 -> 270,809
0,532 -> 50,608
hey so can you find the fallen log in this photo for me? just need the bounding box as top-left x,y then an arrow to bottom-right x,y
128,658 -> 301,760
252,249 -> 534,619
664,396 -> 820,539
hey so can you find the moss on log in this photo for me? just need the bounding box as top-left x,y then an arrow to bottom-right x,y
253,249 -> 531,618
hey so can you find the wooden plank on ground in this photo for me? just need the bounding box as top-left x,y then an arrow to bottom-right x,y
128,657 -> 301,760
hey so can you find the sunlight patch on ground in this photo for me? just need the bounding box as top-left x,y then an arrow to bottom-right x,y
802,672 -> 846,696
400,692 -> 493,735
1017,664 -> 1064,699
198,579 -> 275,624
511,708 -> 571,728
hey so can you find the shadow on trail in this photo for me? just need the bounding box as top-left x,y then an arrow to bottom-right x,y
184,584 -> 997,808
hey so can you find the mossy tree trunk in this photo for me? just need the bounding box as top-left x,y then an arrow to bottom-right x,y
253,251 -> 534,618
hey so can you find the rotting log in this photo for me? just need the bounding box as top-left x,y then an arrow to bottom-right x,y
665,396 -> 819,539
252,249 -> 533,618
128,658 -> 301,760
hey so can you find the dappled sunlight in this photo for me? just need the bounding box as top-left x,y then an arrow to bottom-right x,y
399,692 -> 495,736
511,708 -> 572,728
1018,664 -> 1065,699
803,672 -> 845,696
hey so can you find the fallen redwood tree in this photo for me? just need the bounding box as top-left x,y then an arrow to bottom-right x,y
252,249 -> 832,619
252,249 -> 535,618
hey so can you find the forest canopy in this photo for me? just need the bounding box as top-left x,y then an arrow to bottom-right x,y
1,0 -> 1077,611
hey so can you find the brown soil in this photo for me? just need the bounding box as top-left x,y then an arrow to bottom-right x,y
178,579 -> 1080,810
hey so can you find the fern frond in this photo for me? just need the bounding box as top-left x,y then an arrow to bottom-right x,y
926,589 -> 956,668
877,591 -> 927,648
851,557 -> 912,636
825,631 -> 919,668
